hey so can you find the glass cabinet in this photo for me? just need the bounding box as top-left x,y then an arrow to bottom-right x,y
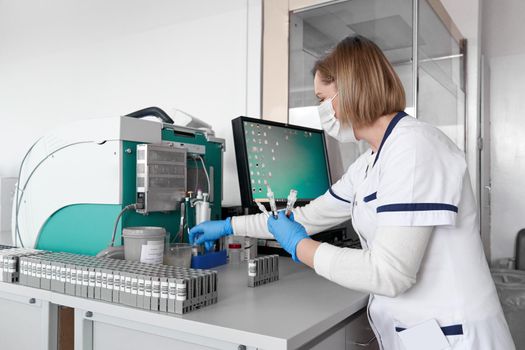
288,0 -> 465,176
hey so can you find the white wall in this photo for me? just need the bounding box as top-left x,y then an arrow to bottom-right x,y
489,54 -> 525,260
482,0 -> 525,261
0,178 -> 16,244
0,0 -> 261,209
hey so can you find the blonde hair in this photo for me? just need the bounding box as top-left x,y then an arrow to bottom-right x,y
313,35 -> 406,127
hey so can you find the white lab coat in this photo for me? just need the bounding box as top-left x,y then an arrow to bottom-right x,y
326,113 -> 514,349
231,113 -> 515,349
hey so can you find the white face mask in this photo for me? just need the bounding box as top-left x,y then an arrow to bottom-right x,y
317,92 -> 357,143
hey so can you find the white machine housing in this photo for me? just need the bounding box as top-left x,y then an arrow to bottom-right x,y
12,116 -> 162,249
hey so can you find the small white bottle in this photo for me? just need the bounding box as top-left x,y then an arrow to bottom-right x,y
195,190 -> 211,225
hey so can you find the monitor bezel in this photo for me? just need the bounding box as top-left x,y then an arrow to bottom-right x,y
232,116 -> 332,208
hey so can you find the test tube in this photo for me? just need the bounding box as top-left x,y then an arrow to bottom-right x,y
255,201 -> 270,218
285,189 -> 298,217
266,185 -> 278,219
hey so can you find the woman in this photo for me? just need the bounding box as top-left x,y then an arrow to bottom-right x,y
189,36 -> 514,349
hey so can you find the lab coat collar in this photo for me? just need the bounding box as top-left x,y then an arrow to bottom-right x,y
373,111 -> 407,167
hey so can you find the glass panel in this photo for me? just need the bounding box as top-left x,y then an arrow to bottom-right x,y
417,0 -> 465,150
289,0 -> 413,179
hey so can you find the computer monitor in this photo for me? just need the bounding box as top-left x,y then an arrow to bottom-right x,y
232,116 -> 331,208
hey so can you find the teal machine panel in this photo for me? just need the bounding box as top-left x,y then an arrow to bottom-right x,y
36,125 -> 224,256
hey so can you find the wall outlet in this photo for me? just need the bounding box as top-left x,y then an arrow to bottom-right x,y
0,177 -> 18,233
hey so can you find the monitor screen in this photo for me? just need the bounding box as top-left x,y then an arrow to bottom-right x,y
232,116 -> 331,207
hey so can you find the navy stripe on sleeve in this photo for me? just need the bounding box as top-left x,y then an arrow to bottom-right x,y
377,203 -> 458,213
363,192 -> 377,202
328,188 -> 351,204
396,324 -> 463,336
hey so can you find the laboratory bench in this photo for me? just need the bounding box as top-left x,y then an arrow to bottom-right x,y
0,256 -> 377,350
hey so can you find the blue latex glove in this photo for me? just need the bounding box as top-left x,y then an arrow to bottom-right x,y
189,218 -> 233,251
267,211 -> 309,262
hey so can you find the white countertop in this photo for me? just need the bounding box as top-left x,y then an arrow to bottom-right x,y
0,257 -> 368,349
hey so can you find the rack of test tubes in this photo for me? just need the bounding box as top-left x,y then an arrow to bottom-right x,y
0,246 -> 47,283
0,248 -> 218,315
248,255 -> 279,287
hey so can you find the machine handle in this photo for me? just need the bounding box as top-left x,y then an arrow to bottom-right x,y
125,106 -> 174,124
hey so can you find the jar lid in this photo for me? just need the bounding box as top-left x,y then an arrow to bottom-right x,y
122,226 -> 166,238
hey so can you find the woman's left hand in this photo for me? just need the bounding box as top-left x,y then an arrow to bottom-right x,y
267,211 -> 309,262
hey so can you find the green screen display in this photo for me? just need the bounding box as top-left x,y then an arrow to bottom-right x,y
243,121 -> 330,201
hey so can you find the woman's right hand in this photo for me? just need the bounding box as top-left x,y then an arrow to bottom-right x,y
189,218 -> 233,251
